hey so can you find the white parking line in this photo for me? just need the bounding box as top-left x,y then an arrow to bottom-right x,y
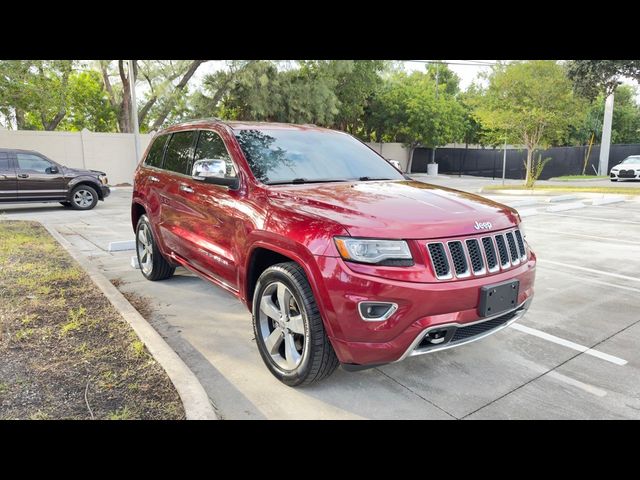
538,259 -> 640,283
538,267 -> 640,293
526,227 -> 640,245
511,323 -> 628,366
543,212 -> 640,225
546,371 -> 607,397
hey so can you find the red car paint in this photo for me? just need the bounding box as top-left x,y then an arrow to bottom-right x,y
132,120 -> 536,367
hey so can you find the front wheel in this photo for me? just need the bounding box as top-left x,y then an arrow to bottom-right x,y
135,214 -> 175,281
69,185 -> 99,210
252,262 -> 339,387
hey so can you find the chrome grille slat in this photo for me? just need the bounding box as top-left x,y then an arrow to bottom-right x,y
465,239 -> 486,275
514,230 -> 527,261
427,242 -> 452,280
505,232 -> 520,265
481,236 -> 499,273
494,234 -> 510,268
426,228 -> 527,281
448,241 -> 470,278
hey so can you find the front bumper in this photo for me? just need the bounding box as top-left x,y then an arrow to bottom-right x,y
611,171 -> 640,180
314,253 -> 536,366
100,185 -> 111,199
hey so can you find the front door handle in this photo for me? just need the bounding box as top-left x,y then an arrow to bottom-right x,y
17,173 -> 29,179
149,176 -> 160,183
179,184 -> 194,193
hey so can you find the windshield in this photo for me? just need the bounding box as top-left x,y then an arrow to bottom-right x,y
621,156 -> 640,164
234,129 -> 404,185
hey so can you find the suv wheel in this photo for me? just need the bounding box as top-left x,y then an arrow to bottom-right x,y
70,185 -> 99,210
136,214 -> 175,281
253,262 -> 339,386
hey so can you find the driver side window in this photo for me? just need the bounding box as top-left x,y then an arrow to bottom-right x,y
17,153 -> 54,173
193,130 -> 236,178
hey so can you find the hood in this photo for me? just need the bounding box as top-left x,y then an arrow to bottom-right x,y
612,163 -> 640,169
63,166 -> 105,177
267,180 -> 520,239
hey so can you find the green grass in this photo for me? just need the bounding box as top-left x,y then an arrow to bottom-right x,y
549,175 -> 608,181
108,407 -> 134,420
482,185 -> 640,195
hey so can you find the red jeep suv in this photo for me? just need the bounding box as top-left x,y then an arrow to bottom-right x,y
132,119 -> 536,386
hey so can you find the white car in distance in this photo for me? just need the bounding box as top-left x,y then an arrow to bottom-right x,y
610,155 -> 640,181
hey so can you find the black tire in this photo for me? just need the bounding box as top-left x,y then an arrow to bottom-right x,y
135,214 -> 175,281
60,201 -> 72,208
252,262 -> 339,386
611,178 -> 618,182
69,184 -> 99,210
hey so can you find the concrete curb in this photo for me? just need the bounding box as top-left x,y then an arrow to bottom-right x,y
546,202 -> 585,213
44,224 -> 218,420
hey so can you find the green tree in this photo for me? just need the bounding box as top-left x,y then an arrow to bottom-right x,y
473,61 -> 586,185
366,71 -> 466,166
0,60 -> 75,130
566,60 -> 640,99
568,84 -> 640,145
99,60 -> 206,133
192,60 -> 343,126
57,70 -> 117,132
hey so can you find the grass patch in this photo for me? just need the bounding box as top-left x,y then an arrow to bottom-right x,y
548,175 -> 608,181
0,221 -> 185,420
482,185 -> 640,195
108,407 -> 134,420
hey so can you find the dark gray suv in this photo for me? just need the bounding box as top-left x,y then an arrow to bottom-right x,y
0,148 -> 110,210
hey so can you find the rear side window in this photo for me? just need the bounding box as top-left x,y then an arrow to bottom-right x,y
0,152 -> 9,170
164,131 -> 197,175
144,135 -> 168,168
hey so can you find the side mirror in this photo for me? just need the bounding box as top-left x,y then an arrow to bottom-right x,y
192,159 -> 239,190
46,166 -> 59,174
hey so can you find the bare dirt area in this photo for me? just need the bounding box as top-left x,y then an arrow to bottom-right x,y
0,221 -> 185,420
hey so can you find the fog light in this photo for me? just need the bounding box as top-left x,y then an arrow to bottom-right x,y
358,302 -> 398,322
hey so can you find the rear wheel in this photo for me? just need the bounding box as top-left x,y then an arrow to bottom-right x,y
252,262 -> 339,386
136,214 -> 175,281
611,178 -> 618,182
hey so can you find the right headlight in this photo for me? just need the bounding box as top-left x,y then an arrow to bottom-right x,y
334,237 -> 413,265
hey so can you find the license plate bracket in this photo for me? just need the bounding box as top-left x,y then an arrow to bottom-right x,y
478,280 -> 519,317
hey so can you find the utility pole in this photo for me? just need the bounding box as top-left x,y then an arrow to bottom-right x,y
129,60 -> 141,165
502,138 -> 507,185
598,92 -> 614,175
431,61 -> 440,166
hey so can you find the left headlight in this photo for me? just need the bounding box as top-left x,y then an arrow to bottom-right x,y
334,237 -> 413,265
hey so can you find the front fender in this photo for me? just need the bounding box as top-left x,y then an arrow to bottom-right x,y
66,176 -> 103,200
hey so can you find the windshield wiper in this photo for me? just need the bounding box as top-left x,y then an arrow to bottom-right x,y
358,176 -> 393,181
266,178 -> 349,185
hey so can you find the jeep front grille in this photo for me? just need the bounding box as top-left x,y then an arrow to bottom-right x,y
426,228 -> 527,280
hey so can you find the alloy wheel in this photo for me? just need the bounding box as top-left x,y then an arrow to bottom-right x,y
137,223 -> 154,275
73,189 -> 94,208
258,281 -> 307,371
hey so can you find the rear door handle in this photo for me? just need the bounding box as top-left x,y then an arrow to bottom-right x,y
149,176 -> 160,183
179,184 -> 194,193
17,173 -> 29,179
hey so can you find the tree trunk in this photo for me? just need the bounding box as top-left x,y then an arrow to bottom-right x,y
150,60 -> 205,131
15,109 -> 25,130
118,60 -> 132,133
42,110 -> 66,131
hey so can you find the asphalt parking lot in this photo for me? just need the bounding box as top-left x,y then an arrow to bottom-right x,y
2,179 -> 639,419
